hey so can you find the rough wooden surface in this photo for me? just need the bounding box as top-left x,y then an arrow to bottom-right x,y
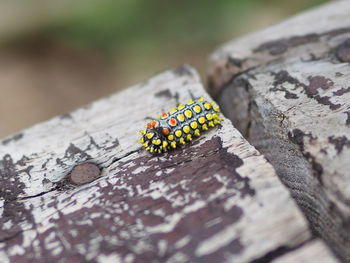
0,65 -> 335,262
209,1 -> 350,262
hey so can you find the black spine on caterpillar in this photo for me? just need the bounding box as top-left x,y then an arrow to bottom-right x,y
138,97 -> 221,154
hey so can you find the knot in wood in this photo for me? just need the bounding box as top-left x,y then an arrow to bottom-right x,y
336,39 -> 350,63
69,163 -> 100,186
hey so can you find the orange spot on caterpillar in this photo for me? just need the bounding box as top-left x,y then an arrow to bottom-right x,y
147,121 -> 158,129
163,128 -> 170,135
168,118 -> 177,126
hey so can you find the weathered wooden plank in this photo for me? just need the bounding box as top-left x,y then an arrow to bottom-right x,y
209,1 -> 350,262
272,240 -> 337,263
0,65 -> 335,262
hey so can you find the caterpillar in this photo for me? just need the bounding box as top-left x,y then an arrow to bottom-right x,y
138,97 -> 221,154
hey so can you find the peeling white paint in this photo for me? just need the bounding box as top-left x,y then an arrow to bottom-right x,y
164,168 -> 175,174
195,223 -> 240,257
0,198 -> 4,217
8,245 -> 25,256
131,166 -> 151,175
158,240 -> 168,257
0,252 -> 9,263
97,253 -> 122,263
2,221 -> 13,230
175,236 -> 191,249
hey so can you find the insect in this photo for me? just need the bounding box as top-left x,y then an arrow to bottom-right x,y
138,97 -> 221,154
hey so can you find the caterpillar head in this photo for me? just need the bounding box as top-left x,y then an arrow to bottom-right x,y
138,120 -> 169,154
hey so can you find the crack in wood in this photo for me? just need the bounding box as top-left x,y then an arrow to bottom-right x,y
254,27 -> 350,56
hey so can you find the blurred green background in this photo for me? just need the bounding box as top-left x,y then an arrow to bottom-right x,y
0,0 -> 327,138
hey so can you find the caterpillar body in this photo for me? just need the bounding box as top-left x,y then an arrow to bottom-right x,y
138,97 -> 221,154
